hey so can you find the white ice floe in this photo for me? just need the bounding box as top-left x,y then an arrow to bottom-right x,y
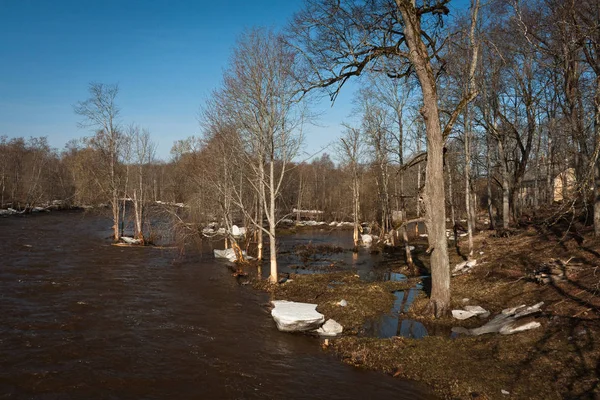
452,302 -> 543,336
451,305 -> 489,320
0,208 -> 18,216
271,300 -> 325,332
315,319 -> 343,337
121,236 -> 142,245
213,248 -> 253,262
361,234 -> 373,245
231,225 -> 246,237
452,259 -> 477,276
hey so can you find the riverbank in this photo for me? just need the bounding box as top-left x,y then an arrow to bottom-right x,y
257,218 -> 600,399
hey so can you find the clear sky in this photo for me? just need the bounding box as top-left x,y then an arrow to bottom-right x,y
0,0 -> 468,161
0,0 -> 355,161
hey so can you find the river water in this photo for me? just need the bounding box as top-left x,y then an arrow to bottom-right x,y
0,211 -> 435,399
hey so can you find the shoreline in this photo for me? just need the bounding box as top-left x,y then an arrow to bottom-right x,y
251,223 -> 600,399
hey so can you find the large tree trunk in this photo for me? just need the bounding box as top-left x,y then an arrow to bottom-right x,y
486,134 -> 495,230
464,105 -> 474,257
498,140 -> 510,229
268,160 -> 278,283
353,173 -> 360,247
257,159 -> 264,261
594,76 -> 600,236
397,0 -> 450,317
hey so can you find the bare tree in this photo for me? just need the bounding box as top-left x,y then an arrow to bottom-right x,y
74,83 -> 122,241
291,0 -> 478,316
126,125 -> 156,242
217,28 -> 306,283
338,124 -> 364,246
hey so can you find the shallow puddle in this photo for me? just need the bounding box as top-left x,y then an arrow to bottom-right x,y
363,275 -> 430,339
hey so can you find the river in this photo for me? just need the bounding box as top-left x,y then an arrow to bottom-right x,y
0,211 -> 435,399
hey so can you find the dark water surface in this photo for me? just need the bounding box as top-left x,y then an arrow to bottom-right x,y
0,211 -> 435,399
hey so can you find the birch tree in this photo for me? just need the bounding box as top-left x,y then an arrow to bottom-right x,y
217,28 -> 306,283
339,124 -> 364,246
74,83 -> 122,241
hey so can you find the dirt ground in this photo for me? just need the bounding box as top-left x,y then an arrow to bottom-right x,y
257,213 -> 600,399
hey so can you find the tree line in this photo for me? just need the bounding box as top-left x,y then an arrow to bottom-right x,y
2,0 -> 599,318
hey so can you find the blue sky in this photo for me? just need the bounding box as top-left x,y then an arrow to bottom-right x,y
0,0 -> 469,161
0,0 -> 356,161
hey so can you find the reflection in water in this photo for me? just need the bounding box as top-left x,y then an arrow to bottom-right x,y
0,211 -> 435,399
364,277 -> 429,340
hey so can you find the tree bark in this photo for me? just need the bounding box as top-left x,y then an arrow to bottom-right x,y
396,0 -> 450,317
486,134 -> 495,229
594,76 -> 600,236
268,159 -> 278,283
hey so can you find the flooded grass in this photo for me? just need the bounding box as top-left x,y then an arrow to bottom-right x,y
255,272 -> 415,334
255,221 -> 600,399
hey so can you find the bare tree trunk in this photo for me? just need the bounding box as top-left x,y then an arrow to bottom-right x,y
415,125 -> 422,236
464,105 -> 474,257
296,172 -> 303,223
486,134 -> 495,229
397,0 -> 450,317
257,160 -> 264,261
112,147 -> 120,241
547,126 -> 554,205
498,140 -> 510,229
447,161 -> 456,231
594,76 -> 600,236
463,0 -> 479,256
353,174 -> 360,247
268,160 -> 278,283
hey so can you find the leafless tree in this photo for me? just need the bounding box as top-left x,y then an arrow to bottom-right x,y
216,28 -> 307,283
290,0 -> 479,316
338,124 -> 364,246
74,82 -> 123,241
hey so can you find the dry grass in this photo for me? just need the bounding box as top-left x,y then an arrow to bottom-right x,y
256,218 -> 600,399
255,272 -> 416,333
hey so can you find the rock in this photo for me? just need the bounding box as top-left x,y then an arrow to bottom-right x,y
338,299 -> 348,307
501,389 -> 510,395
271,300 -> 325,332
315,319 -> 343,337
